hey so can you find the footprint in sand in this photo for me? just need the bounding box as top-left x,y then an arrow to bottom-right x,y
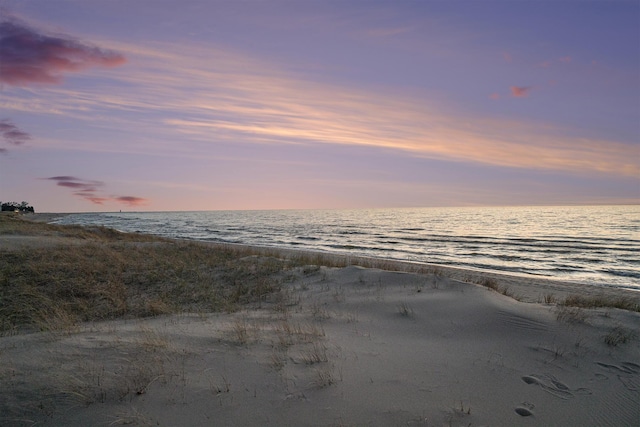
515,407 -> 533,417
596,361 -> 640,375
521,374 -> 591,399
515,402 -> 535,417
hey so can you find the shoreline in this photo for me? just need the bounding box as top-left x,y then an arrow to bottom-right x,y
192,239 -> 640,305
24,211 -> 640,304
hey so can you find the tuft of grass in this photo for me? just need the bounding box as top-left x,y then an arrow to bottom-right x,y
313,364 -> 337,388
137,326 -> 169,350
478,278 -> 499,291
301,342 -> 329,365
604,326 -> 635,347
232,317 -> 252,345
270,349 -> 286,371
561,294 -> 640,313
475,277 -> 515,299
458,400 -> 471,415
211,375 -> 231,395
397,302 -> 414,317
276,320 -> 325,348
556,306 -> 588,324
501,286 -> 515,298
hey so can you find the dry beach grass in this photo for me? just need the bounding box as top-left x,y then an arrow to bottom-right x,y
0,214 -> 294,333
1,213 -> 639,426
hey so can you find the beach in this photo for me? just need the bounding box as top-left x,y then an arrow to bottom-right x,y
1,214 -> 638,426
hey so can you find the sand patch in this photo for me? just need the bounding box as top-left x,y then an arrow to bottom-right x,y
1,265 -> 638,426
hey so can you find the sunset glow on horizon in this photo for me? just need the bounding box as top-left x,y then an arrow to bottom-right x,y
1,1 -> 638,212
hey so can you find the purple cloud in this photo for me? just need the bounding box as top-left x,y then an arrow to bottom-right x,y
114,196 -> 148,207
0,18 -> 126,87
0,119 -> 30,146
45,176 -> 106,204
46,176 -> 104,192
44,176 -> 148,206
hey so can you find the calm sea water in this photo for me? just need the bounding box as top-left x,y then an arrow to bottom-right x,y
53,206 -> 640,291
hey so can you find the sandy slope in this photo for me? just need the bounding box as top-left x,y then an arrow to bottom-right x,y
1,264 -> 638,426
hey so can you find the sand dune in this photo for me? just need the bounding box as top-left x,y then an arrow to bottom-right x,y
1,260 -> 638,426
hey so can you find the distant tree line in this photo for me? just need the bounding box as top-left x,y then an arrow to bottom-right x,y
1,201 -> 35,213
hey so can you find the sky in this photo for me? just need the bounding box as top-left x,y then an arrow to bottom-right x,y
0,0 -> 638,212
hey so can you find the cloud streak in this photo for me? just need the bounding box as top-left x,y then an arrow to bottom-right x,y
114,196 -> 147,206
45,176 -> 148,206
47,176 -> 103,191
10,41 -> 638,178
0,18 -> 126,86
0,119 -> 30,145
0,119 -> 30,153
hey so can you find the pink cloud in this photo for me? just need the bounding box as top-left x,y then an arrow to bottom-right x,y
502,52 -> 512,63
85,196 -> 110,205
559,56 -> 572,63
114,196 -> 149,207
489,93 -> 501,100
510,86 -> 532,98
0,18 -> 126,87
44,176 -> 148,206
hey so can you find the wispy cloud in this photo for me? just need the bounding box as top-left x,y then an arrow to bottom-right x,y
114,196 -> 147,207
0,119 -> 30,153
510,86 -> 532,97
0,18 -> 126,86
44,176 -> 148,206
47,176 -> 103,191
11,41 -> 638,178
0,121 -> 30,145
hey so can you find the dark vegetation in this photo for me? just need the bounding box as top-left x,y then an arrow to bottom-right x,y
0,214 -> 297,333
561,294 -> 640,312
1,201 -> 34,213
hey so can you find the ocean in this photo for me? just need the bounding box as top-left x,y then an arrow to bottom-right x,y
52,205 -> 640,291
